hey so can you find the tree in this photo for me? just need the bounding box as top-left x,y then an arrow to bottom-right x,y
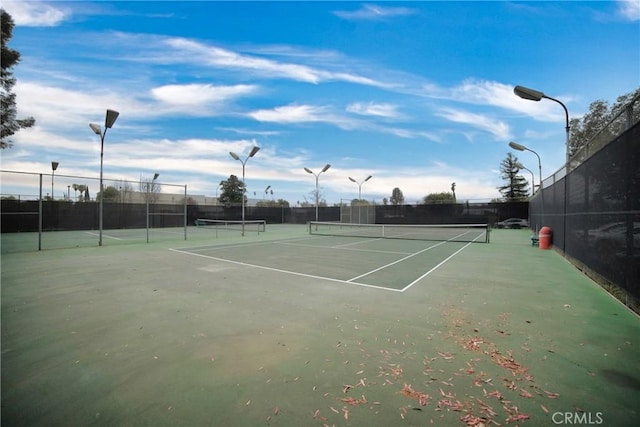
256,199 -> 289,208
308,188 -> 326,208
219,175 -> 245,205
390,187 -> 404,205
139,175 -> 161,203
114,180 -> 134,203
569,100 -> 610,156
1,10 -> 35,149
351,198 -> 370,206
98,186 -> 120,202
497,153 -> 529,201
423,192 -> 456,204
72,184 -> 87,201
569,87 -> 640,157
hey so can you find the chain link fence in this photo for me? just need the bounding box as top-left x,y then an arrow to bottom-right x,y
529,96 -> 640,314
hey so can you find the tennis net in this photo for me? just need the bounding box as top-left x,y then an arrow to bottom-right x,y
308,221 -> 489,243
194,218 -> 266,233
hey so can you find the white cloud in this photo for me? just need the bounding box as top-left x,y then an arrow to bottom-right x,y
422,79 -> 572,123
346,102 -> 401,118
436,108 -> 511,140
150,83 -> 257,106
248,104 -> 327,123
617,0 -> 640,20
162,37 -> 390,88
2,0 -> 69,26
333,4 -> 418,20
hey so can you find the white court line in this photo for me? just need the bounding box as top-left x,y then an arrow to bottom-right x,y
169,248 -> 403,292
347,240 -> 449,282
399,241 -> 473,292
276,241 -> 412,255
179,235 -> 318,253
84,232 -> 123,240
332,237 -> 383,248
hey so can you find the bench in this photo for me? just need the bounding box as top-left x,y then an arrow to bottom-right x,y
531,236 -> 539,246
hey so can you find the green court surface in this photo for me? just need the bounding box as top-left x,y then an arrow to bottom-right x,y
1,225 -> 638,426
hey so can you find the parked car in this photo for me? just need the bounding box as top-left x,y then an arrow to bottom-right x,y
495,218 -> 529,229
586,222 -> 640,258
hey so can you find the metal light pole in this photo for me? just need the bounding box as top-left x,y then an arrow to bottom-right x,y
516,163 -> 535,196
514,85 -> 570,168
304,164 -> 331,222
348,175 -> 372,200
264,185 -> 271,199
229,146 -> 260,236
89,109 -> 119,246
509,140 -> 545,230
51,162 -> 59,200
146,173 -> 159,243
509,141 -> 542,192
349,175 -> 372,225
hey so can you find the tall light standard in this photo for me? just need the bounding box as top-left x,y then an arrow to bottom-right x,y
509,141 -> 542,192
304,164 -> 331,222
89,109 -> 119,246
51,162 -> 59,200
514,85 -> 570,167
229,146 -> 260,236
348,175 -> 372,201
348,175 -> 372,224
264,185 -> 271,199
509,140 -> 544,230
516,163 -> 535,196
146,173 -> 159,243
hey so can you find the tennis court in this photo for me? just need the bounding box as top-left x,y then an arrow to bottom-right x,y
171,223 -> 487,292
2,224 -> 639,426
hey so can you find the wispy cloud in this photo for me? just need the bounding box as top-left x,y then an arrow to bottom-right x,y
248,104 -> 344,125
2,0 -> 69,26
421,79 -> 572,123
215,127 -> 281,137
333,4 -> 418,20
346,102 -> 401,118
151,83 -> 258,106
436,108 -> 511,140
161,37 -> 389,88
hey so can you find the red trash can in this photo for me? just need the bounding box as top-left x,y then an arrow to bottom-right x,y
539,226 -> 553,249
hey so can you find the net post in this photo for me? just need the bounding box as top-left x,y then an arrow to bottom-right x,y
184,185 -> 187,240
38,173 -> 43,251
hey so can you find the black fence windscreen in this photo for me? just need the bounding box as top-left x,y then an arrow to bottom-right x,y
530,122 -> 640,313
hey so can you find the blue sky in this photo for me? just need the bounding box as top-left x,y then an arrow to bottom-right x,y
1,0 -> 639,205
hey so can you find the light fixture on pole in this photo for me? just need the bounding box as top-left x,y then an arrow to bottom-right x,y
514,85 -> 570,167
509,141 -> 542,193
229,146 -> 260,236
304,164 -> 331,222
146,173 -> 159,243
89,109 -> 119,246
51,161 -> 59,201
264,185 -> 271,199
516,163 -> 535,196
509,140 -> 545,229
348,175 -> 372,201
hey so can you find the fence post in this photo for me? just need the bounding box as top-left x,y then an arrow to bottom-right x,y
184,185 -> 188,240
38,174 -> 43,251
